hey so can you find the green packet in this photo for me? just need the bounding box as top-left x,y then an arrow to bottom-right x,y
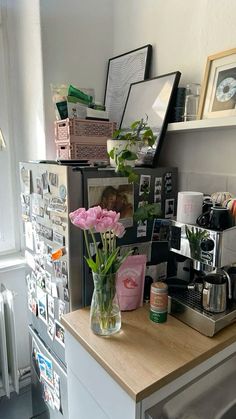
68,85 -> 93,105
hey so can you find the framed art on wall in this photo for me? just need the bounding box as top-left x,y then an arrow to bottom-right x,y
120,71 -> 181,167
198,48 -> 236,119
104,45 -> 152,127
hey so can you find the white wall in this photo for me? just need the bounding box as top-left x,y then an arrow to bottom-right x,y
40,0 -> 114,158
112,0 -> 236,195
6,0 -> 45,161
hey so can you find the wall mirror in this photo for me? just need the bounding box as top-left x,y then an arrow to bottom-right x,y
120,71 -> 181,167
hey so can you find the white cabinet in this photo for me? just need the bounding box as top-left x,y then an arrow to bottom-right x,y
65,329 -> 236,419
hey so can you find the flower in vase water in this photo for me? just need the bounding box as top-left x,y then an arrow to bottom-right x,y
69,206 -> 129,336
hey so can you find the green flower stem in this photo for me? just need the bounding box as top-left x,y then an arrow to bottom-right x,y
90,230 -> 102,270
92,273 -> 117,331
83,230 -> 91,260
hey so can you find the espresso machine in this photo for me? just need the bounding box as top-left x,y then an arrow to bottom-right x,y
168,220 -> 236,336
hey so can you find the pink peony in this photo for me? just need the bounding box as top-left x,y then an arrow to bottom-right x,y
112,222 -> 125,238
95,209 -> 121,233
69,206 -> 102,230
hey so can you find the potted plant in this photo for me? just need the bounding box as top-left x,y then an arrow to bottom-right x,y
107,118 -> 156,183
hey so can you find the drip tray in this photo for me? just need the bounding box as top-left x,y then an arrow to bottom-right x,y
168,290 -> 236,336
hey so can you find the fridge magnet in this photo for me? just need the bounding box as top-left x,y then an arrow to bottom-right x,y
152,219 -> 170,242
155,177 -> 162,188
49,172 -> 58,187
37,223 -> 53,241
58,300 -> 66,320
47,294 -> 54,318
32,194 -> 44,218
43,382 -> 55,410
137,219 -> 147,238
37,352 -> 54,387
63,287 -> 70,303
37,288 -> 48,325
53,371 -> 61,411
46,244 -> 53,266
55,320 -> 65,347
36,272 -> 46,291
53,393 -> 61,412
139,174 -> 151,196
61,274 -> 68,288
47,196 -> 67,213
42,172 -> 49,194
165,198 -> 175,219
28,293 -> 37,316
59,184 -> 67,200
25,222 -> 34,251
51,282 -> 58,298
53,231 -> 65,247
61,260 -> 67,276
36,177 -> 43,197
43,197 -> 51,220
154,194 -> 161,204
47,318 -> 55,341
53,371 -> 60,398
119,241 -> 152,261
53,261 -> 62,279
87,177 -> 134,228
20,167 -> 31,194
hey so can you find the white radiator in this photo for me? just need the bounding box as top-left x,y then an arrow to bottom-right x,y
0,285 -> 19,398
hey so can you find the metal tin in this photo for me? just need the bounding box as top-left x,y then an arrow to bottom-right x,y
150,281 -> 168,323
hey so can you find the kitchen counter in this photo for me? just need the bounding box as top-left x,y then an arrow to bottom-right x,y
62,305 -> 236,403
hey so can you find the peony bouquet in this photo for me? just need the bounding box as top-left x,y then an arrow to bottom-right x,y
69,205 -> 127,275
69,206 -> 129,335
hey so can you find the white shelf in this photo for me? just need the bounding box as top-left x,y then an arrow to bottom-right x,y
167,116 -> 236,134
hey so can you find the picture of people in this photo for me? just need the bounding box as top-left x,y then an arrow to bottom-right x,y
55,320 -> 65,347
165,198 -> 175,219
139,175 -> 151,196
152,219 -> 170,242
88,178 -> 134,227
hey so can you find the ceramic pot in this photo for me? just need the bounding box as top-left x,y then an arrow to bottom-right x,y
107,139 -> 139,168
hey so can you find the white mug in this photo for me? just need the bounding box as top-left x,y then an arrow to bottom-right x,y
177,191 -> 203,224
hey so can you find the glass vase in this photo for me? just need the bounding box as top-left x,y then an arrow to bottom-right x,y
90,272 -> 121,336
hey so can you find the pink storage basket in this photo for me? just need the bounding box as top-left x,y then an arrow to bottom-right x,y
55,118 -> 116,162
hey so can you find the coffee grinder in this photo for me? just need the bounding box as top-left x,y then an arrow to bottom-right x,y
168,220 -> 236,336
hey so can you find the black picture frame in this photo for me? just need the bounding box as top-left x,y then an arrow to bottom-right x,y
104,45 -> 152,127
120,71 -> 181,167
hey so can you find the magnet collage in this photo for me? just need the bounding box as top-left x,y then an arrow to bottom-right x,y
22,167 -> 69,350
137,173 -> 175,240
32,338 -> 62,413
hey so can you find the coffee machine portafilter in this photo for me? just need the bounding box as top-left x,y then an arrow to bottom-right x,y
168,220 -> 236,336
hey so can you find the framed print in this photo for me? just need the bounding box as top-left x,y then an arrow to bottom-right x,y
120,71 -> 181,167
104,45 -> 152,127
198,48 -> 236,119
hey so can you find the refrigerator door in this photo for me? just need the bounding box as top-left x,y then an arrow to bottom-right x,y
20,162 -> 81,365
29,326 -> 68,419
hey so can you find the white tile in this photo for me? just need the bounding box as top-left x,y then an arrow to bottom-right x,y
178,171 -> 188,191
187,172 -> 227,195
226,176 -> 236,197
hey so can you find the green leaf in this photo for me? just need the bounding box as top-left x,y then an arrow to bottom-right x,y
101,248 -> 120,275
121,150 -> 138,161
108,148 -> 115,159
112,129 -> 122,139
84,257 -> 98,273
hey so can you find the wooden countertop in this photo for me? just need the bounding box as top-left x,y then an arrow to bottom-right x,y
62,306 -> 236,402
